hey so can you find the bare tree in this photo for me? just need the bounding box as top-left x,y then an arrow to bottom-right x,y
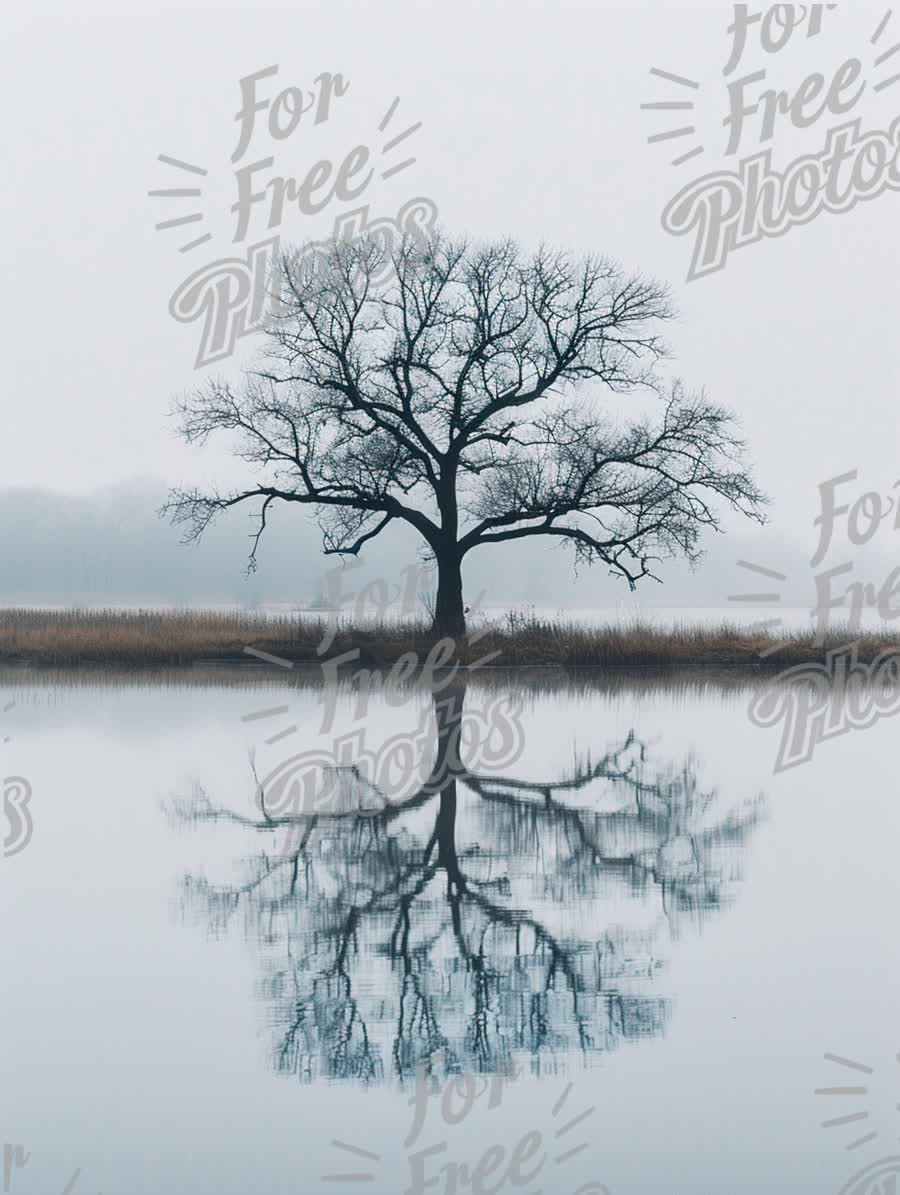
164,233 -> 766,636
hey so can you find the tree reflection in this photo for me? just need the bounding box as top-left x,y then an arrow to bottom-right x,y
175,679 -> 763,1086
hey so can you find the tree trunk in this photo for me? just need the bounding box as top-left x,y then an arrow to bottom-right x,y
431,547 -> 466,638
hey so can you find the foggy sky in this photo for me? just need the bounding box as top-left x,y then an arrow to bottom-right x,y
2,1 -> 898,612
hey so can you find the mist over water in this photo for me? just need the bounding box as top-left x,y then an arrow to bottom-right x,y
9,480 -> 897,627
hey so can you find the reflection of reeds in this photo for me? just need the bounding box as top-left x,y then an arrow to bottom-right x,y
1,606 -> 899,675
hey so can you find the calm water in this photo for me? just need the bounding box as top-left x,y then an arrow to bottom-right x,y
1,668 -> 898,1193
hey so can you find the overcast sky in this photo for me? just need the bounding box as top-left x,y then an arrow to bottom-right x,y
2,0 -> 899,610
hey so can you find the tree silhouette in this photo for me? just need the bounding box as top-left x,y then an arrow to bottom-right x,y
174,681 -> 764,1086
164,234 -> 766,636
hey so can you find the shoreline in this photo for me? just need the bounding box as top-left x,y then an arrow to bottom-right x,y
1,606 -> 898,678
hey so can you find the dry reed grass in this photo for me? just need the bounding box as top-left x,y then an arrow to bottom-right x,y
1,606 -> 898,675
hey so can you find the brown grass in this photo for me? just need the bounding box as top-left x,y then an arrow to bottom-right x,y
1,606 -> 899,674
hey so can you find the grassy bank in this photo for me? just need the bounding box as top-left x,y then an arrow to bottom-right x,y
1,606 -> 898,673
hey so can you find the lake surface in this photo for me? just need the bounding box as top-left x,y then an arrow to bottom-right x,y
1,666 -> 898,1194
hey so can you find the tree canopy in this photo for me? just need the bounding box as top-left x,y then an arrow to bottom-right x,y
165,233 -> 766,634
